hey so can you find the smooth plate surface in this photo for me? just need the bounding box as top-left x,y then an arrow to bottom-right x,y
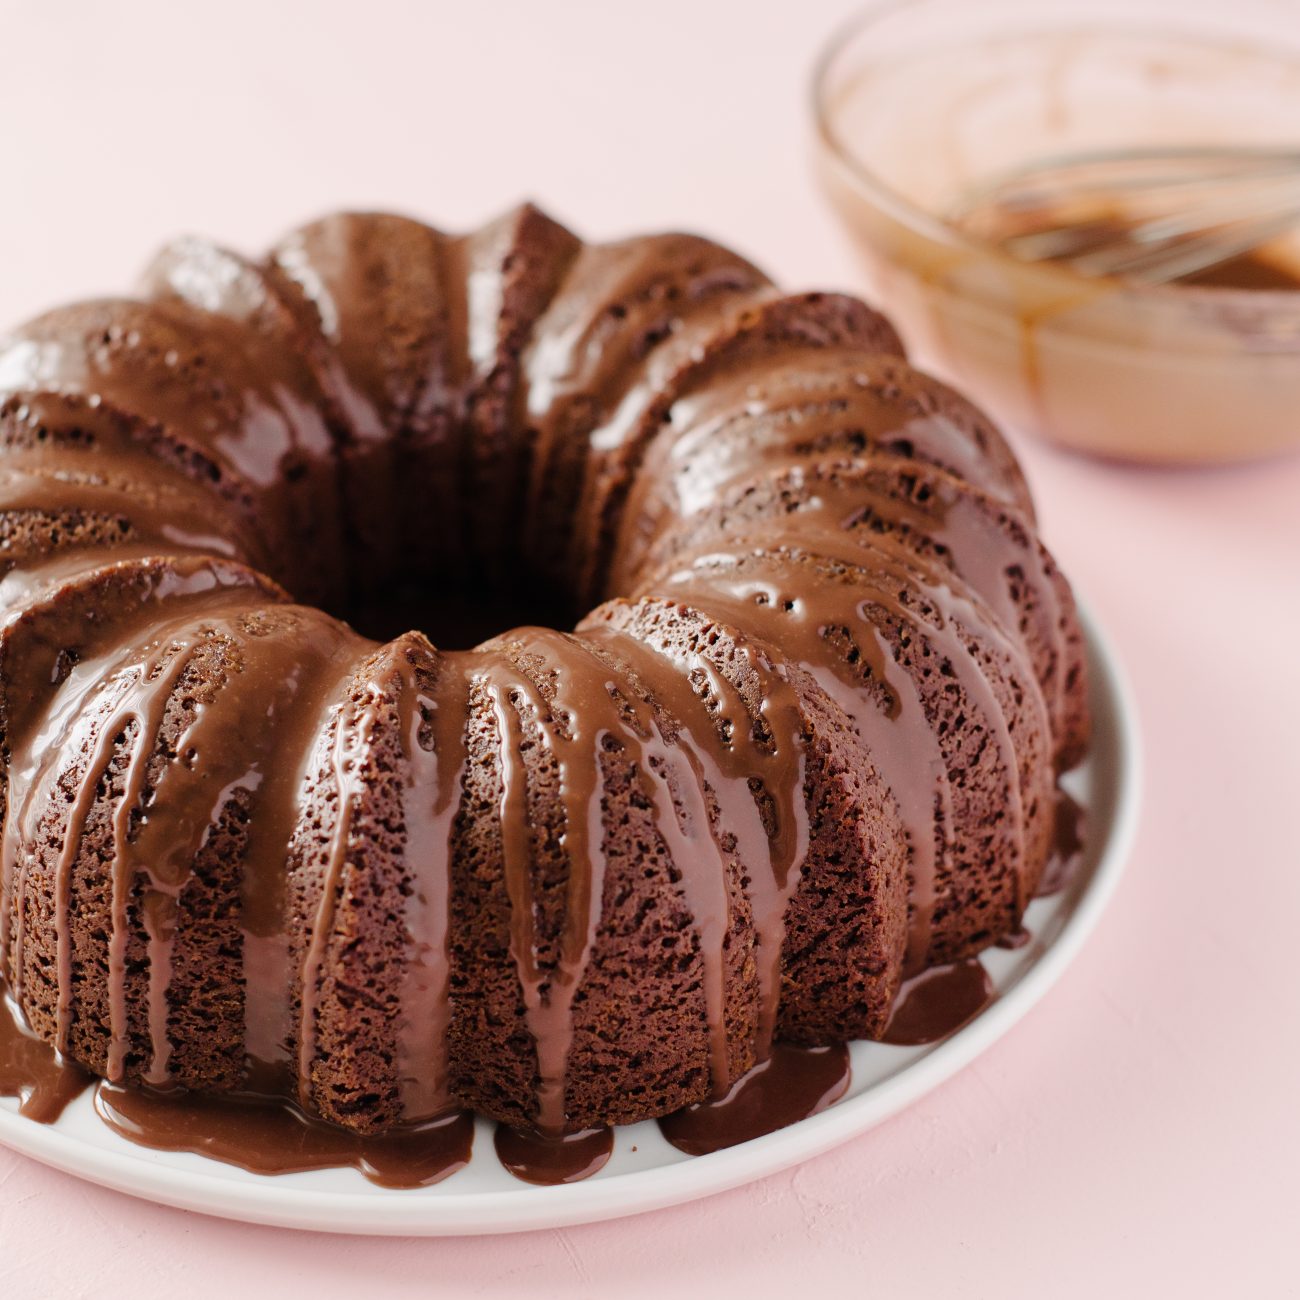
0,601 -> 1140,1236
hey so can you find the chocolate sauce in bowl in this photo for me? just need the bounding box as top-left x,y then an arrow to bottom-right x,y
1179,250 -> 1300,291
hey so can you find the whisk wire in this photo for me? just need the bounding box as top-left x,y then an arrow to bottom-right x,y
954,146 -> 1300,284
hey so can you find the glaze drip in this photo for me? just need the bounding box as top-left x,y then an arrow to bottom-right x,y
882,959 -> 996,1046
493,1122 -> 614,1185
658,1042 -> 850,1156
95,1083 -> 474,1189
0,994 -> 92,1122
1036,790 -> 1087,897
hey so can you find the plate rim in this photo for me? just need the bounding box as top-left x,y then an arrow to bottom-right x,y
0,597 -> 1141,1236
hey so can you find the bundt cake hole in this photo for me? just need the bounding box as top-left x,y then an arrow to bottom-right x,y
342,568 -> 578,650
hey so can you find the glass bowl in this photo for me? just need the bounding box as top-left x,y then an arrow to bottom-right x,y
812,0 -> 1300,463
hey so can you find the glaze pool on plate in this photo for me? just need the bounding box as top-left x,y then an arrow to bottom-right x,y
0,604 -> 1139,1236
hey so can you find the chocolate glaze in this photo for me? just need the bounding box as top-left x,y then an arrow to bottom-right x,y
0,205 -> 1090,1171
644,536 -> 1049,972
578,617 -> 809,1063
1035,789 -> 1087,898
658,1043 -> 851,1156
493,1123 -> 614,1185
1180,249 -> 1300,291
95,1084 -> 473,1189
882,959 -> 996,1046
0,994 -> 91,1122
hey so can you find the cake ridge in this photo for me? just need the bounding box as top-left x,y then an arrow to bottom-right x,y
575,610 -> 811,1057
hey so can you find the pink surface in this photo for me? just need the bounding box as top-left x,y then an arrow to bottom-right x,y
0,2 -> 1296,1294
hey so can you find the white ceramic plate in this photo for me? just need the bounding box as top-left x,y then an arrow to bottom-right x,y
0,602 -> 1139,1236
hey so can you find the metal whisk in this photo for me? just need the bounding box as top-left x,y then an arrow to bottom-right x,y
951,146 -> 1300,284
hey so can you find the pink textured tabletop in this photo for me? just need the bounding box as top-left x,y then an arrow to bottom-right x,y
1,2 -> 1297,1295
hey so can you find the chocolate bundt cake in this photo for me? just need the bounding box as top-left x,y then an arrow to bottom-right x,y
0,205 -> 1087,1138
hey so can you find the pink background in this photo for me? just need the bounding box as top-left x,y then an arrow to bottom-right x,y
1,2 -> 1297,1294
